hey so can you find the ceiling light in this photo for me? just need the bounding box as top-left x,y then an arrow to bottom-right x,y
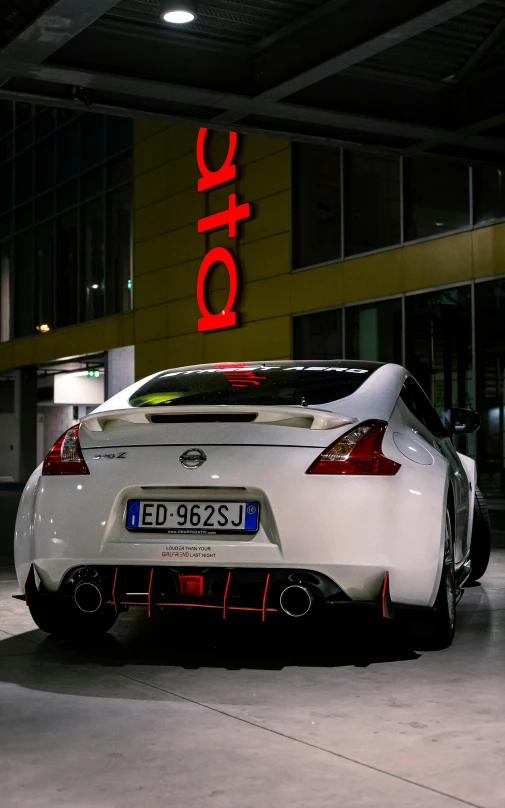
160,0 -> 197,23
36,324 -> 51,333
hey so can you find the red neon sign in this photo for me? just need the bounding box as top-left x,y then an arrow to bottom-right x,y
196,128 -> 252,333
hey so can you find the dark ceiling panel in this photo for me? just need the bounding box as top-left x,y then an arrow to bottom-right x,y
105,0 -> 326,45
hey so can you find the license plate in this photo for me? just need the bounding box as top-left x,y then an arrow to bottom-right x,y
126,500 -> 260,533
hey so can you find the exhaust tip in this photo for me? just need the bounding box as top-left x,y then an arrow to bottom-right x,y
74,581 -> 102,613
279,584 -> 313,617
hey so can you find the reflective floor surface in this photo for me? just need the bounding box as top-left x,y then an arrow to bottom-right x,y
1,552 -> 505,808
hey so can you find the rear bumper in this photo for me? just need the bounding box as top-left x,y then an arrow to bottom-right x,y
22,564 -> 401,622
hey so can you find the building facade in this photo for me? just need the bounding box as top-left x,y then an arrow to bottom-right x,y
1,106 -> 505,495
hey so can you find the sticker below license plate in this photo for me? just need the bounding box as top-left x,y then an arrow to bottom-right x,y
126,499 -> 260,533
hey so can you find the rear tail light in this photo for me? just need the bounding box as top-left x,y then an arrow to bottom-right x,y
42,424 -> 89,476
306,420 -> 400,476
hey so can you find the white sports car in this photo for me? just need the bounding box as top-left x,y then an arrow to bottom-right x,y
14,361 -> 491,649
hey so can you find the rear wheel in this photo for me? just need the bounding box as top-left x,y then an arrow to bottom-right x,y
468,486 -> 491,583
28,598 -> 118,637
412,509 -> 456,651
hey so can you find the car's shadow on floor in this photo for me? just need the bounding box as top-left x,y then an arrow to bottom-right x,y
1,611 -> 421,677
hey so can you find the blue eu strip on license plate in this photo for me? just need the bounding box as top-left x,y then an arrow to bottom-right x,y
126,500 -> 141,528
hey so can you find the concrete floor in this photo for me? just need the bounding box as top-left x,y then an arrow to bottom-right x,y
1,531 -> 505,806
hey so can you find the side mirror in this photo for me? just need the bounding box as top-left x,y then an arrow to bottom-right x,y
449,407 -> 480,435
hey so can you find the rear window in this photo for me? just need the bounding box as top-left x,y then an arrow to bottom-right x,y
129,362 -> 378,408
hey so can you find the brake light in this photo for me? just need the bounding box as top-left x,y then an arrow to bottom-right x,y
42,424 -> 89,476
306,420 -> 400,476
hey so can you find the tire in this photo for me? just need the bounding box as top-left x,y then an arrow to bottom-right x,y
28,597 -> 118,638
412,508 -> 456,651
468,486 -> 491,583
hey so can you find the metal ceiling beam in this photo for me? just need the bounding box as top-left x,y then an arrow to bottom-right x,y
442,15 -> 505,85
0,0 -> 120,88
5,61 -> 505,154
1,86 -> 502,166
255,0 -> 488,103
407,112 -> 505,152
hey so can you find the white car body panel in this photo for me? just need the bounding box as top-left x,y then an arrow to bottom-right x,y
14,361 -> 476,612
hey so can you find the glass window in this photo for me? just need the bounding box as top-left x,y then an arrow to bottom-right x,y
16,103 -> 32,127
0,162 -> 13,214
35,136 -> 55,194
15,122 -> 33,153
35,222 -> 54,329
55,211 -> 78,328
292,143 -> 341,269
473,166 -> 505,226
345,298 -> 402,364
106,152 -> 132,188
14,203 -> 32,233
35,109 -> 56,140
0,239 -> 12,342
80,114 -> 104,171
293,309 -> 342,360
344,151 -> 401,256
475,280 -> 505,497
106,184 -> 132,315
403,158 -> 470,241
106,116 -> 132,157
405,286 -> 473,432
56,180 -> 78,213
56,120 -> 79,183
0,214 -> 11,240
129,361 -> 377,408
80,199 -> 104,321
0,133 -> 13,164
15,151 -> 32,205
0,101 -> 14,137
14,231 -> 34,337
35,191 -> 54,223
81,165 -> 103,200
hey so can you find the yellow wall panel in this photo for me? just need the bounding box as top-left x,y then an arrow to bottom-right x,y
202,326 -> 244,363
134,268 -> 168,309
400,233 -> 472,292
343,250 -> 403,304
238,135 -> 289,167
164,223 -> 205,267
239,148 -> 290,202
166,297 -> 200,337
134,304 -> 167,343
241,190 -> 290,245
166,125 -> 198,161
240,233 -> 290,283
167,260 -> 200,302
290,264 -> 342,313
134,338 -> 169,379
168,333 -> 204,368
241,275 -> 292,322
471,223 -> 505,278
167,151 -> 199,197
241,316 -> 291,360
135,129 -> 170,175
135,199 -> 169,242
134,233 -> 171,275
135,119 -> 169,144
166,187 -> 205,231
135,165 -> 167,209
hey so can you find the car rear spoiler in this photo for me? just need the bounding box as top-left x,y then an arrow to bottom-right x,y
81,406 -> 357,433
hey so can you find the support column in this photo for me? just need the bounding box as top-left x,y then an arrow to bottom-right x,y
14,366 -> 37,483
